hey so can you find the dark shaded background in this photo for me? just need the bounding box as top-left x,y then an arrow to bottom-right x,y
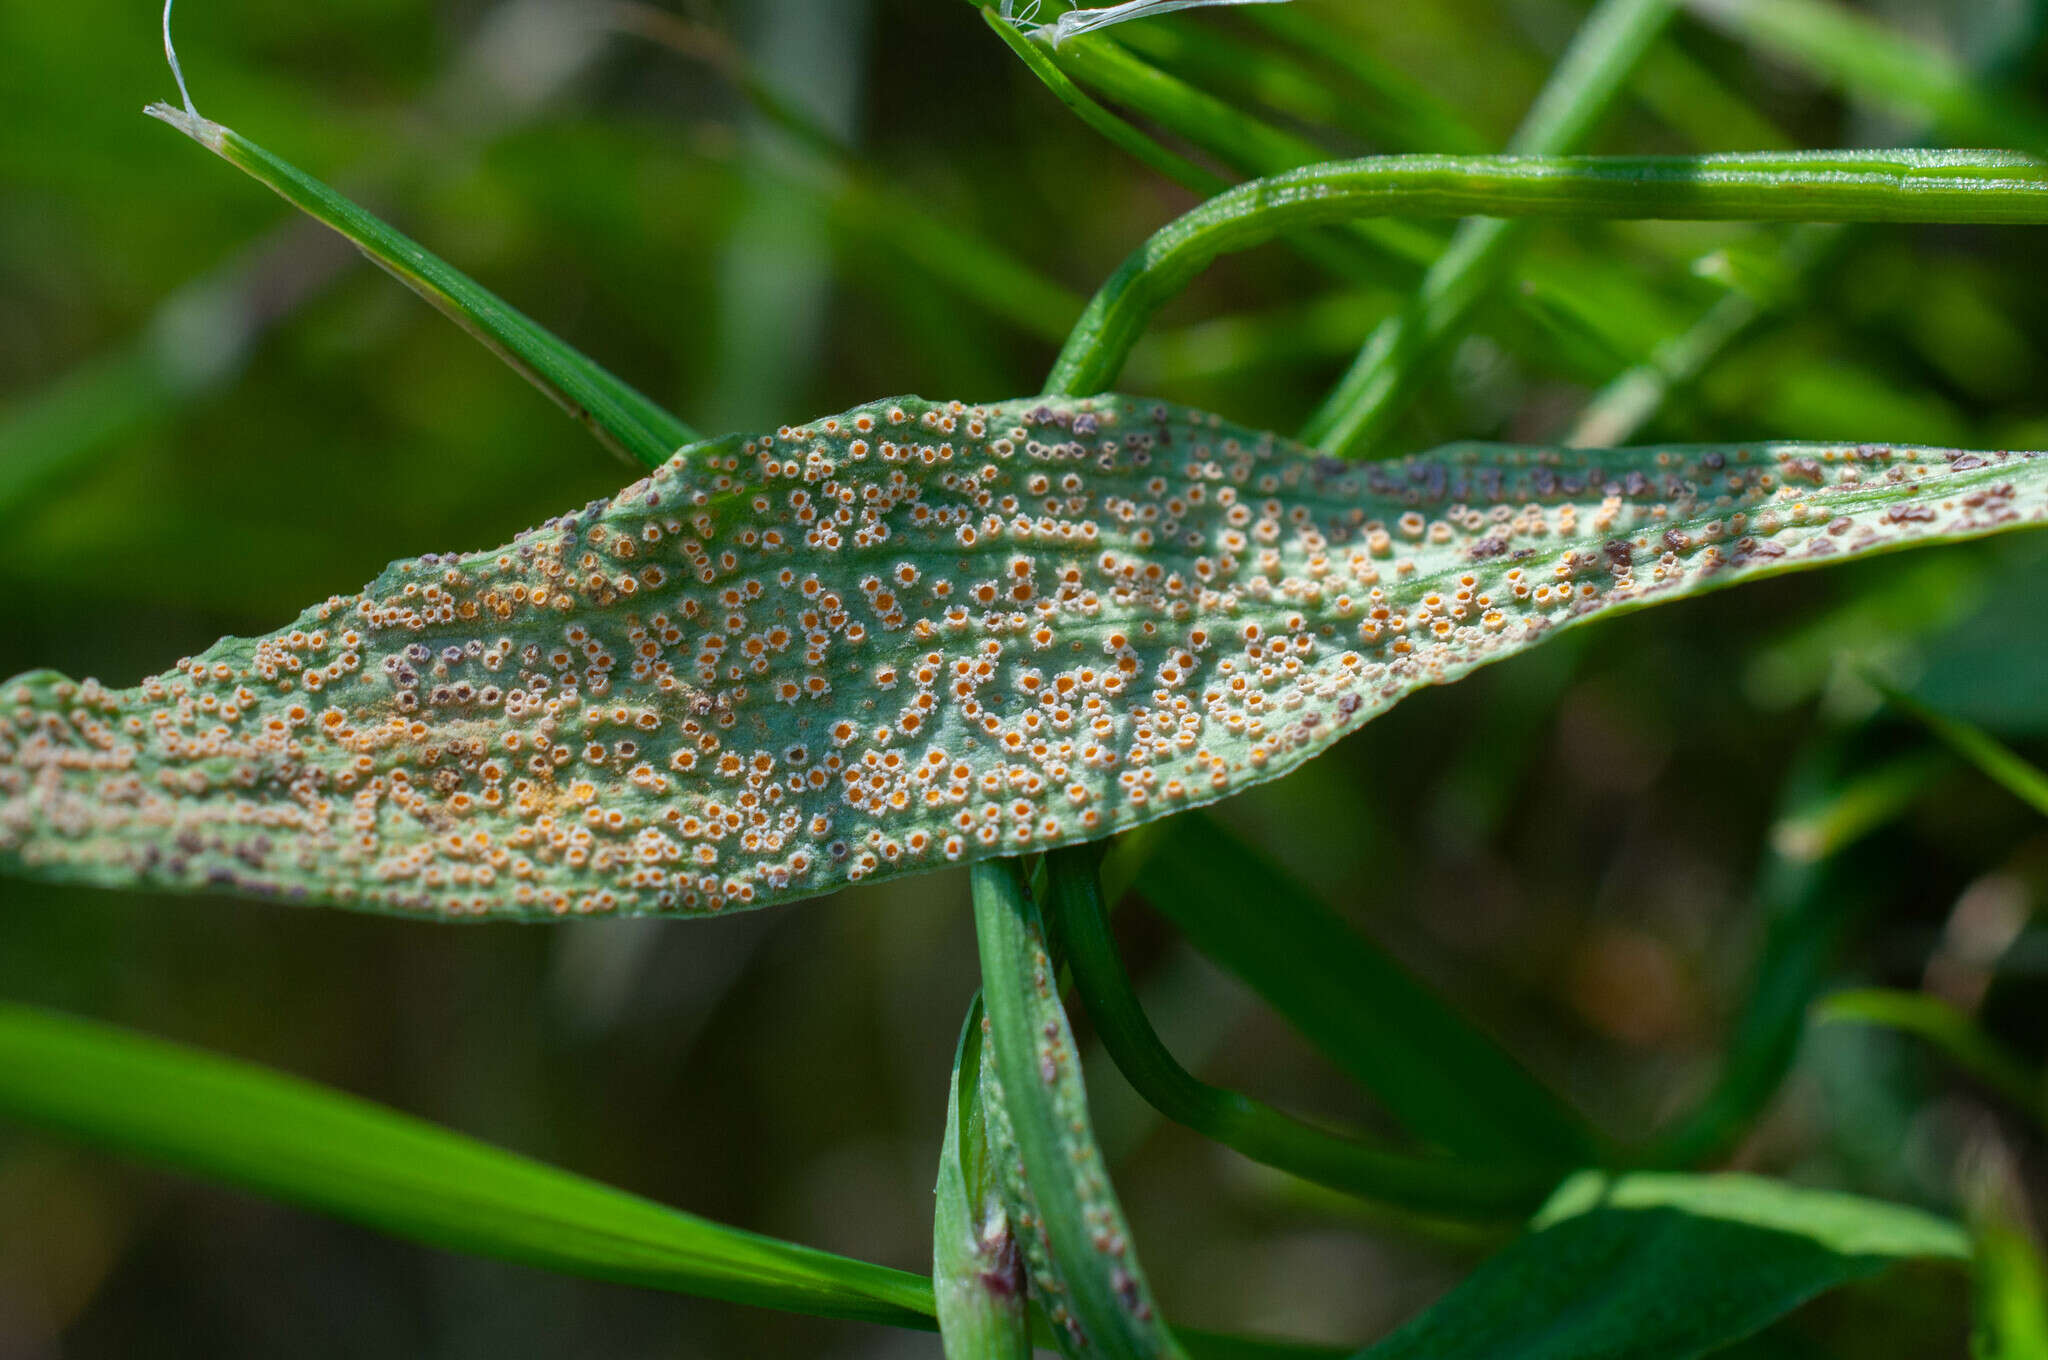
4,0 -> 2048,1354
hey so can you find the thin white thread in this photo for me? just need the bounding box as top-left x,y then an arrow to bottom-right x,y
164,0 -> 198,118
1015,0 -> 1290,45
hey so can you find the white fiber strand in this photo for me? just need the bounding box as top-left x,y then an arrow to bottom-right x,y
163,0 -> 198,118
1011,0 -> 1293,45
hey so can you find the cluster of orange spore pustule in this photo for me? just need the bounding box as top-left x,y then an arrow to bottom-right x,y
1,398 -> 2040,918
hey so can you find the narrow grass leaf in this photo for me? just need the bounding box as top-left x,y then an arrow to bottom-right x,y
1127,818 -> 1596,1166
1297,0 -> 1678,458
1818,989 -> 2044,1123
1356,1172 -> 1969,1360
4,395 -> 2047,919
971,859 -> 1186,1358
935,997 -> 1033,1359
981,7 -> 1227,194
144,105 -> 696,470
0,1003 -> 936,1328
1045,844 -> 1565,1217
1870,679 -> 2048,819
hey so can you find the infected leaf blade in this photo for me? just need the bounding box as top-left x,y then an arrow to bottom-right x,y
2,395 -> 2045,919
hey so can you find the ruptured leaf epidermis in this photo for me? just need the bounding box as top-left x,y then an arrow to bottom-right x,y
2,396 -> 2041,918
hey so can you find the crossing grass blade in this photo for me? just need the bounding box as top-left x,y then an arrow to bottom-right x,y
3,394 -> 2047,920
1126,818 -> 1598,1167
1354,1172 -> 1970,1360
0,1003 -> 936,1328
144,104 -> 696,471
1298,0 -> 1678,458
1868,679 -> 2048,819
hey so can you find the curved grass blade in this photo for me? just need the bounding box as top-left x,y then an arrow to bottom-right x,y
1817,989 -> 2044,1124
1043,844 -> 1565,1217
1297,0 -> 1678,457
935,997 -> 1032,1359
971,859 -> 1187,1358
0,1003 -> 935,1328
1356,1171 -> 1969,1360
1125,819 -> 1598,1167
3,394 -> 2047,919
1973,1212 -> 2048,1360
1046,150 -> 2048,399
143,105 -> 696,470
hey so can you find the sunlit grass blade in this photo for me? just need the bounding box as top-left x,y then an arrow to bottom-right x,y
1355,1171 -> 1969,1359
1047,149 -> 2048,398
1684,0 -> 2048,154
1817,989 -> 2044,1123
0,1003 -> 935,1328
935,997 -> 1032,1359
1044,844 -> 1566,1217
1645,747 -> 1945,1167
1297,0 -> 1678,458
1973,1212 -> 2048,1360
5,395 -> 2048,920
143,104 -> 696,470
971,859 -> 1187,1359
1868,678 -> 2048,819
1127,818 -> 1597,1167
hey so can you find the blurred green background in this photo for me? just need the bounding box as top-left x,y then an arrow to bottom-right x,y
4,0 -> 2048,1354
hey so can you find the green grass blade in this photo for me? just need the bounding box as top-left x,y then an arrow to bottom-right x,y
1644,747 -> 1945,1167
1355,1172 -> 1969,1360
1234,5 -> 1490,153
5,395 -> 2047,919
143,105 -> 696,470
935,997 -> 1033,1359
1297,0 -> 1678,458
1044,844 -> 1565,1217
1870,680 -> 2048,819
0,1003 -> 936,1328
982,8 -> 1227,194
1973,1214 -> 2048,1360
1127,818 -> 1597,1166
1686,0 -> 2048,154
1047,149 -> 2048,398
1817,989 -> 2044,1123
971,858 -> 1187,1359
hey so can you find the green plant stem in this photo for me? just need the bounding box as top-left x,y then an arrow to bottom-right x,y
0,1003 -> 933,1328
970,858 -> 1187,1359
1045,148 -> 2048,398
1042,846 -> 1563,1219
935,998 -> 1033,1359
145,105 -> 696,470
1298,0 -> 1679,456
